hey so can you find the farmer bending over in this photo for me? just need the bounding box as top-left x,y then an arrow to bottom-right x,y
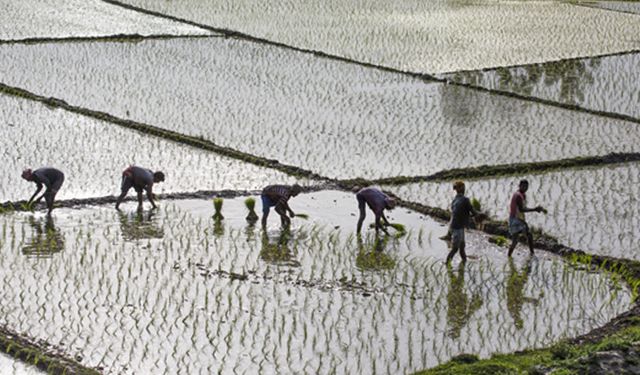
446,181 -> 477,264
356,187 -> 396,235
261,184 -> 302,228
508,179 -> 545,257
21,167 -> 65,215
115,166 -> 165,210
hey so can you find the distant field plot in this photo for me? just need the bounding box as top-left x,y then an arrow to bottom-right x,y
0,94 -> 305,202
444,52 -> 640,119
3,39 -> 640,179
0,0 -> 211,41
113,0 -> 640,73
0,192 -> 631,374
579,1 -> 640,15
385,163 -> 640,259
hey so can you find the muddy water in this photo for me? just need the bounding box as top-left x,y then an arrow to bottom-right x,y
3,39 -> 640,180
0,94 -> 307,203
0,0 -> 211,40
443,52 -> 640,119
0,354 -> 40,374
0,191 -> 630,374
115,0 -> 640,73
385,162 -> 640,259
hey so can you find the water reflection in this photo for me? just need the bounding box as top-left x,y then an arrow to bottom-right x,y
260,228 -> 300,267
506,257 -> 539,329
446,262 -> 483,339
118,209 -> 164,241
22,215 -> 65,257
355,234 -> 396,271
451,58 -> 601,106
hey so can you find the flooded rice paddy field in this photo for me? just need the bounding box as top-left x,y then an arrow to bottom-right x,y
443,52 -> 640,119
115,0 -> 640,73
580,1 -> 640,15
0,353 -> 39,375
385,162 -> 640,259
3,39 -> 640,179
0,93 -> 306,202
0,191 -> 631,374
0,0 -> 211,41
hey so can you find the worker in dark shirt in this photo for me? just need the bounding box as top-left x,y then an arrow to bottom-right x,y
261,184 -> 302,228
115,166 -> 165,210
356,187 -> 396,235
21,167 -> 65,215
447,181 -> 477,264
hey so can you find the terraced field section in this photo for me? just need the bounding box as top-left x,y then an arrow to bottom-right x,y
3,38 -> 640,179
0,191 -> 630,374
0,93 -> 306,203
580,1 -> 640,15
0,0 -> 211,41
110,0 -> 640,73
385,162 -> 640,259
444,52 -> 640,119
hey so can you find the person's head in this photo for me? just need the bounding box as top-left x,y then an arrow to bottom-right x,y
290,184 -> 302,197
453,180 -> 465,194
385,197 -> 397,210
518,179 -> 529,193
153,171 -> 165,183
21,168 -> 33,181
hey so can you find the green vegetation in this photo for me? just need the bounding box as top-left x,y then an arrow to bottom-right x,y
0,327 -> 99,375
470,198 -> 481,212
416,325 -> 640,375
212,197 -> 224,220
294,213 -> 310,219
489,235 -> 509,247
244,197 -> 259,223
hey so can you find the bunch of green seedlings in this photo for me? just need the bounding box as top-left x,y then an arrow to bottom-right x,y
212,197 -> 224,220
244,197 -> 259,223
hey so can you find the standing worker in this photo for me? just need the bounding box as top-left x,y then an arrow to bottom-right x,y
446,181 -> 477,263
508,179 -> 546,257
115,165 -> 165,210
21,167 -> 65,215
355,187 -> 396,235
261,184 -> 302,228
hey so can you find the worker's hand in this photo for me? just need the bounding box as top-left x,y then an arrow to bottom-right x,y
289,211 -> 295,218
534,206 -> 544,213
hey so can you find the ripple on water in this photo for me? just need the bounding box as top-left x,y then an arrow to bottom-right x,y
0,94 -> 307,202
0,0 -> 211,40
385,162 -> 640,259
0,191 -> 630,373
443,52 -> 640,119
2,39 -> 640,179
114,0 -> 640,73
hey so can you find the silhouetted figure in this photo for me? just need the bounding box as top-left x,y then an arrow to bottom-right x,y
21,167 -> 64,215
446,181 -> 478,264
115,166 -> 165,210
355,187 -> 397,235
508,180 -> 545,256
261,184 -> 302,228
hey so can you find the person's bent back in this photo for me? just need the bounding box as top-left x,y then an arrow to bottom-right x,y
115,165 -> 165,210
